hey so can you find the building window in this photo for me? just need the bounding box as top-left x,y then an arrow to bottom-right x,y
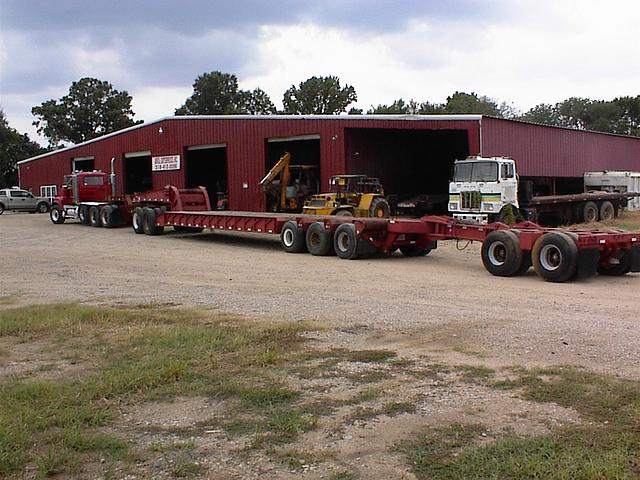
40,185 -> 58,199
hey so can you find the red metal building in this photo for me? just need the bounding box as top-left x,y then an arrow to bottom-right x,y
18,115 -> 640,211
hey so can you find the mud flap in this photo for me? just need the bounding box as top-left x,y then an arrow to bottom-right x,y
631,246 -> 640,273
576,249 -> 600,279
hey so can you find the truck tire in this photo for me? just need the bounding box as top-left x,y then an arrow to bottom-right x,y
142,207 -> 164,235
597,249 -> 632,276
132,207 -> 145,234
333,223 -> 359,259
78,205 -> 91,225
100,205 -> 117,228
481,230 -> 523,277
280,221 -> 306,253
0,203 -> 5,215
599,201 -> 615,221
37,202 -> 49,213
50,206 -> 65,224
89,206 -> 102,227
369,197 -> 390,218
399,242 -> 436,257
334,209 -> 354,217
306,222 -> 333,256
582,201 -> 598,223
532,232 -> 578,282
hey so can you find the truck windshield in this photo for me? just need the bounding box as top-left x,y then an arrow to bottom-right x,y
453,162 -> 498,182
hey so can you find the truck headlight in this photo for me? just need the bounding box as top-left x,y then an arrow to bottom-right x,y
483,203 -> 495,211
448,202 -> 458,210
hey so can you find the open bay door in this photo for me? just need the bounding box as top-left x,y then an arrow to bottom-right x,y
186,144 -> 228,209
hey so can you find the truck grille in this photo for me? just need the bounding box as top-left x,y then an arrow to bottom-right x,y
461,191 -> 481,210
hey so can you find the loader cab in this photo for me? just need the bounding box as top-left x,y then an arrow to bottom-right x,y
448,156 -> 519,223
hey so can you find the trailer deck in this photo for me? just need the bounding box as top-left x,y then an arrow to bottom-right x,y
150,208 -> 640,283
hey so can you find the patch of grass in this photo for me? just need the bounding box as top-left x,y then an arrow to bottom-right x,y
345,369 -> 392,384
455,364 -> 496,384
328,470 -> 358,480
382,401 -> 416,417
345,387 -> 382,405
152,440 -> 201,478
248,409 -> 317,448
0,303 -> 315,477
268,446 -> 333,468
570,210 -> 640,232
400,366 -> 640,479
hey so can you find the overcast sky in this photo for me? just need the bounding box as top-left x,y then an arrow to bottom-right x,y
1,0 -> 639,145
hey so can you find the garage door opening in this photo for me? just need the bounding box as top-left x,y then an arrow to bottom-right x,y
186,145 -> 228,209
264,136 -> 321,212
346,128 -> 469,215
124,152 -> 152,194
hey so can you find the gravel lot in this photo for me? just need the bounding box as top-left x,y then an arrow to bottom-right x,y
2,212 -> 640,378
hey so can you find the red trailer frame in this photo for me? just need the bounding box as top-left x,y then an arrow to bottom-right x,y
150,208 -> 640,283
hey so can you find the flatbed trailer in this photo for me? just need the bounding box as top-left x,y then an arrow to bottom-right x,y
143,207 -> 640,283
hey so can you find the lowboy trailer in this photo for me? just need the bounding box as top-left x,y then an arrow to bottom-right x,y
137,203 -> 640,283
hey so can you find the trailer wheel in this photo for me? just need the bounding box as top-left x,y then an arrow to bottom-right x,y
582,201 -> 598,223
369,198 -> 390,218
532,232 -> 578,282
132,207 -> 145,234
78,205 -> 91,225
597,249 -> 632,276
599,201 -> 615,221
399,242 -> 435,257
142,207 -> 164,235
306,222 -> 334,256
50,206 -> 65,224
89,206 -> 102,227
481,230 -> 523,277
333,223 -> 359,259
100,205 -> 116,228
280,221 -> 306,253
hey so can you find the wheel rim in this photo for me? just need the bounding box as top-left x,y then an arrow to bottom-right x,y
601,204 -> 614,220
39,204 -> 47,212
51,209 -> 59,221
337,231 -> 350,252
133,213 -> 140,229
283,228 -> 294,247
487,241 -> 507,266
585,206 -> 597,222
308,230 -> 320,247
540,244 -> 562,271
375,208 -> 384,218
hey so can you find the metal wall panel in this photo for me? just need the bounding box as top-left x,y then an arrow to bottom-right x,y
481,117 -> 640,177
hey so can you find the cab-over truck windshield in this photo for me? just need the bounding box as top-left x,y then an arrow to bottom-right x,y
453,161 -> 498,182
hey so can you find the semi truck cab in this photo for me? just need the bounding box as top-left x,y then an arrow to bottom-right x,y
448,156 -> 518,223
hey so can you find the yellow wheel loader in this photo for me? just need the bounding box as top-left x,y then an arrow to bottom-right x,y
302,175 -> 390,218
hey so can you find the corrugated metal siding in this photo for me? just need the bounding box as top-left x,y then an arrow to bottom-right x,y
481,117 -> 640,177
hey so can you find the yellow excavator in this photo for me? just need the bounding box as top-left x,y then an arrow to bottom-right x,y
259,152 -> 318,212
302,175 -> 390,217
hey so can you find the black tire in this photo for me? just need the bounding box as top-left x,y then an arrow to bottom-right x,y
306,222 -> 333,256
37,202 -> 49,213
334,209 -> 354,217
100,205 -> 117,228
597,249 -> 632,276
369,197 -> 390,218
333,223 -> 359,259
599,201 -> 615,221
399,243 -> 435,257
481,230 -> 523,277
280,221 -> 306,253
132,207 -> 145,234
89,206 -> 102,227
582,201 -> 598,223
142,207 -> 164,235
0,203 -> 5,215
516,250 -> 532,275
78,205 -> 91,225
50,206 -> 65,224
532,232 -> 578,282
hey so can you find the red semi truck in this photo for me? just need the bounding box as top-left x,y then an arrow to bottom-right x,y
49,161 -> 210,230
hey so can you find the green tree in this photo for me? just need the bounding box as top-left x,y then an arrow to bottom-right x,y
614,96 -> 640,136
444,92 -> 502,116
282,76 -> 357,114
519,103 -> 560,125
0,109 -> 45,187
368,98 -> 443,114
32,77 -> 139,147
176,71 -> 275,115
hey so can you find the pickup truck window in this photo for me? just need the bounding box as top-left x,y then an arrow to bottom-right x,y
454,162 -> 498,182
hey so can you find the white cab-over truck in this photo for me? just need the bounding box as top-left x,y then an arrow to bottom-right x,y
449,156 -> 637,225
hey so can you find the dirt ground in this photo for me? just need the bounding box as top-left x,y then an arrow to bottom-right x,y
2,212 -> 640,478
